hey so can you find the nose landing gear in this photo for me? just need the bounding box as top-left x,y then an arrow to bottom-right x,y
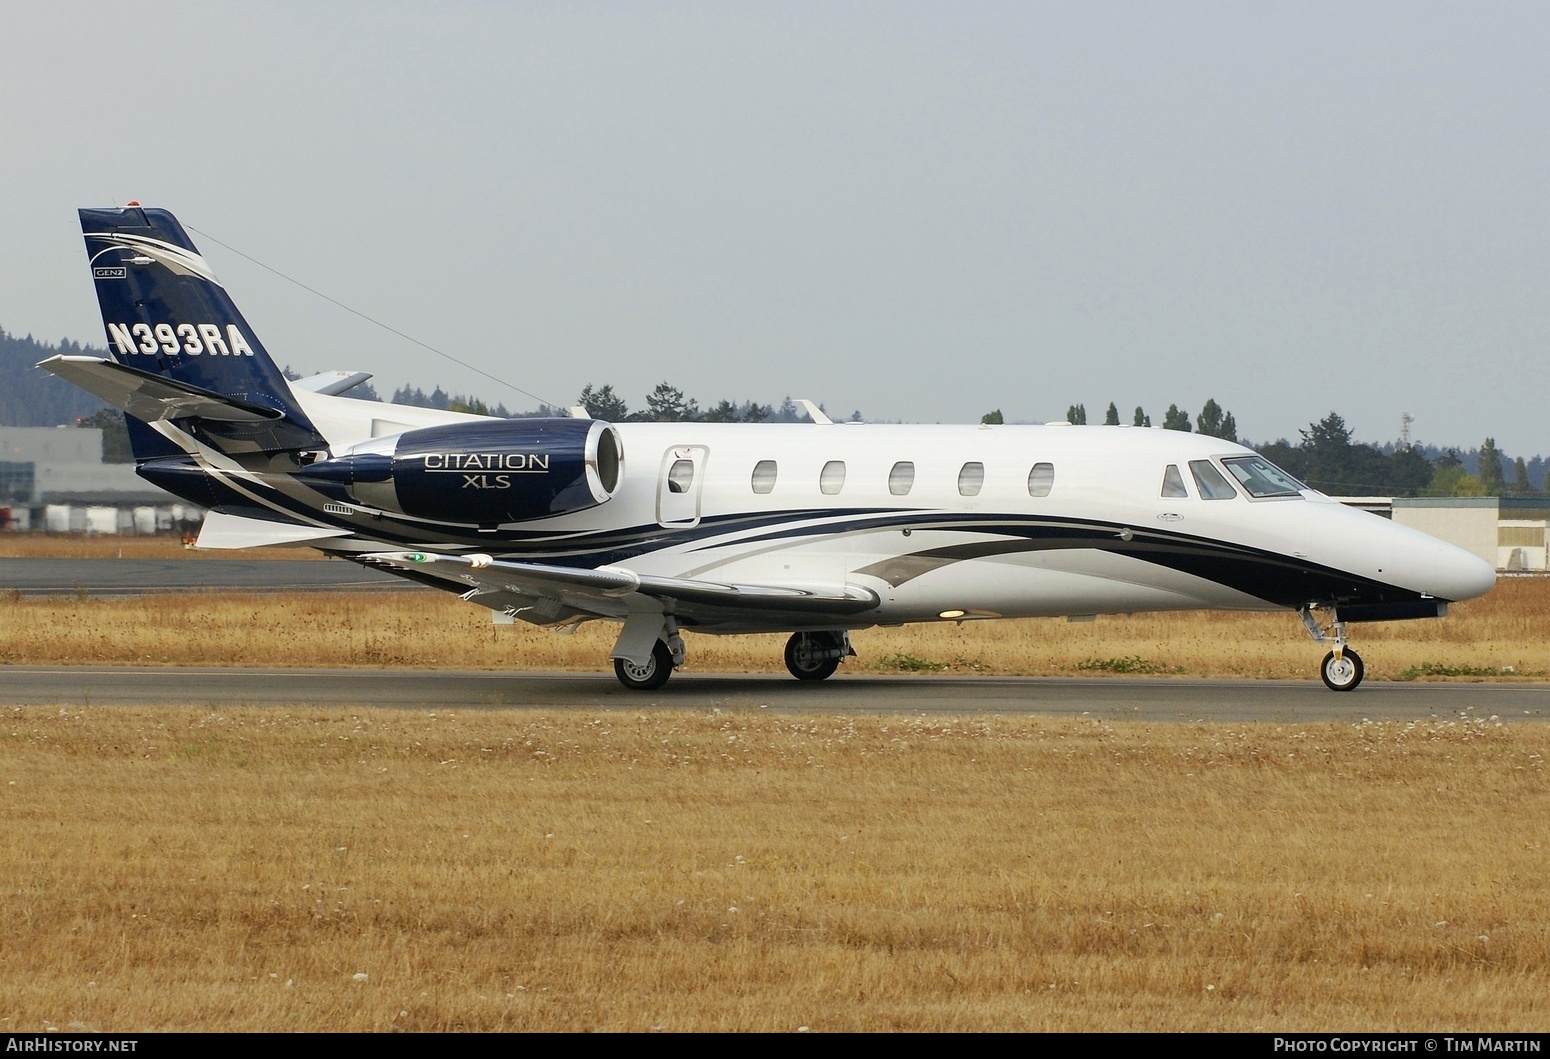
1300,607 -> 1364,691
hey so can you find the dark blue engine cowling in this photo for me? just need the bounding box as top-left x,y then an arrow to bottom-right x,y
301,418 -> 622,524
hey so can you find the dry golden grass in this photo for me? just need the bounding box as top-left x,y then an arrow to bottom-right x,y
3,577 -> 1548,681
0,534 -> 322,560
1,707 -> 1546,1031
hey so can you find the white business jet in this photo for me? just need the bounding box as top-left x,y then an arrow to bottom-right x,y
41,206 -> 1496,692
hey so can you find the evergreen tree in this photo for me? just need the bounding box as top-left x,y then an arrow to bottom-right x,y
1513,457 -> 1531,496
644,382 -> 700,422
1162,404 -> 1192,431
1104,402 -> 1120,426
1133,406 -> 1151,428
577,383 -> 629,421
1195,398 -> 1238,442
1478,437 -> 1504,495
1066,403 -> 1087,425
981,409 -> 1004,425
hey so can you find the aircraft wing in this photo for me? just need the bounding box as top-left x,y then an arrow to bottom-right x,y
37,355 -> 282,423
358,550 -> 880,625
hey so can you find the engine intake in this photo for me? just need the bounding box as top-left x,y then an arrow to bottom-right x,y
301,418 -> 622,524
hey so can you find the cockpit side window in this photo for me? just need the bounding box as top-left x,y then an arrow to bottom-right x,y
1161,464 -> 1189,498
1222,455 -> 1305,498
1189,459 -> 1237,500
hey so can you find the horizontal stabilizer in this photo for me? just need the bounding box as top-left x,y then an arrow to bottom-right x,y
196,510 -> 354,549
361,551 -> 880,618
38,355 -> 282,423
291,370 -> 374,396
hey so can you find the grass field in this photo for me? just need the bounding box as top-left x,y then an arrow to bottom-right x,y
0,534 -> 322,560
3,575 -> 1548,681
1,707 -> 1545,1031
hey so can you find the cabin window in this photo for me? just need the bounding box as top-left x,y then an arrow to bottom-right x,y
1027,462 -> 1054,497
1161,464 -> 1189,498
667,459 -> 695,494
751,460 -> 777,494
889,461 -> 915,496
1222,455 -> 1304,498
1189,459 -> 1237,500
958,462 -> 985,496
820,460 -> 846,495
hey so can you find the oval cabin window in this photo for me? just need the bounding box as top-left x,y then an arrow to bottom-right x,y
889,461 -> 915,496
1027,462 -> 1054,497
751,460 -> 777,494
667,459 -> 695,494
819,461 -> 846,495
958,462 -> 984,497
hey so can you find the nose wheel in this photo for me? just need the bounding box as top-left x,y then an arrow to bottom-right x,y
1320,648 -> 1364,692
1301,607 -> 1365,692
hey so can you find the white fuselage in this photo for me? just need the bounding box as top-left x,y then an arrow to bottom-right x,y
283,391 -> 1497,634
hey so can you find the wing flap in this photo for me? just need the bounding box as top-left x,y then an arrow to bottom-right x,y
360,551 -> 880,618
37,355 -> 282,423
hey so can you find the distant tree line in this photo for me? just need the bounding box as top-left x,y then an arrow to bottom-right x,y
1039,396 -> 1550,499
0,329 -> 109,426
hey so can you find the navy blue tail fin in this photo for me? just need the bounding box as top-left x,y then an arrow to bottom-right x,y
79,206 -> 326,457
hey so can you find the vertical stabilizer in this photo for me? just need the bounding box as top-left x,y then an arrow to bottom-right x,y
79,206 -> 325,455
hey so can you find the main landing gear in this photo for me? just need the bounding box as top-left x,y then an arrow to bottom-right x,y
784,631 -> 852,681
609,623 -> 855,690
613,639 -> 675,691
1300,606 -> 1364,692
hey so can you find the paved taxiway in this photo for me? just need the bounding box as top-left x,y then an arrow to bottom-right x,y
3,666 -> 1547,722
0,557 -> 410,595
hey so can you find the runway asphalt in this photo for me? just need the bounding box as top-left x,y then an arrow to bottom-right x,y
0,557 -> 411,595
4,665 -> 1548,722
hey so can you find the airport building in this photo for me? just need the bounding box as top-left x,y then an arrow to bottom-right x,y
0,425 -> 198,534
1390,497 -> 1550,572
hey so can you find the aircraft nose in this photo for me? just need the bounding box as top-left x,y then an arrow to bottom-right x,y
1410,537 -> 1496,603
1444,549 -> 1497,602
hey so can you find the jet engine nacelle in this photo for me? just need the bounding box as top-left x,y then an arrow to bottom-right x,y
301,418 -> 622,524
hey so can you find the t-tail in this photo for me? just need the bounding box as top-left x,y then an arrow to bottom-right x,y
39,205 -> 327,462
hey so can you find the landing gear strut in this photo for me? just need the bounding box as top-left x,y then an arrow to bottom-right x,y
1300,606 -> 1364,692
784,631 -> 851,681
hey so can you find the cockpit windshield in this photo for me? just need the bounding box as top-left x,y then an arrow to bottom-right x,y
1221,455 -> 1306,498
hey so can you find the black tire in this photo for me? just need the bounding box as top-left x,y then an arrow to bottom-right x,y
785,631 -> 842,682
614,639 -> 674,691
1320,648 -> 1364,692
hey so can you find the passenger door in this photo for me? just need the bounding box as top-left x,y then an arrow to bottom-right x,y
657,445 -> 708,528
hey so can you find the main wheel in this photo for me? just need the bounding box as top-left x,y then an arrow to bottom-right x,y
785,631 -> 842,681
615,639 -> 674,691
1320,648 -> 1364,692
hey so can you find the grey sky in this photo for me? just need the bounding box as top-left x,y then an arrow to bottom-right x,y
2,2 -> 1545,453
